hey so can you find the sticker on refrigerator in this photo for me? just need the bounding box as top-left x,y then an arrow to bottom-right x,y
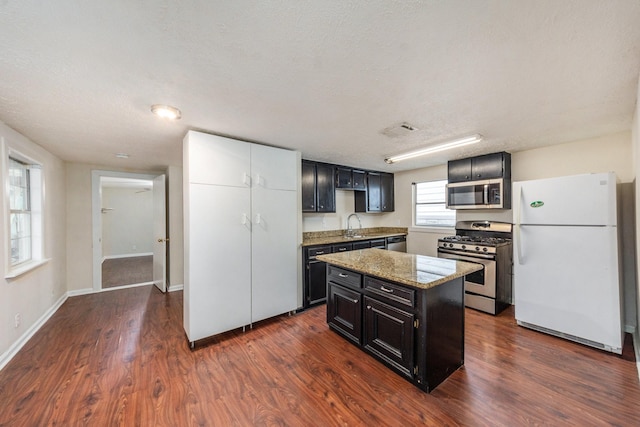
530,201 -> 544,208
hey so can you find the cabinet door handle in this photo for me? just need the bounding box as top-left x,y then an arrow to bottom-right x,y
315,251 -> 325,255
242,172 -> 251,186
366,305 -> 372,310
380,286 -> 394,293
338,273 -> 348,278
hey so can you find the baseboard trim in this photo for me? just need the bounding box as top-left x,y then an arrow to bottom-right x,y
67,287 -> 95,297
168,284 -> 184,292
0,292 -> 68,371
102,252 -> 153,262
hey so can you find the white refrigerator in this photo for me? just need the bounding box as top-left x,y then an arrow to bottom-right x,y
513,172 -> 623,354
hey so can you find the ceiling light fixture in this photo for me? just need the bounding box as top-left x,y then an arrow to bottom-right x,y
151,104 -> 182,120
115,153 -> 129,159
384,134 -> 483,164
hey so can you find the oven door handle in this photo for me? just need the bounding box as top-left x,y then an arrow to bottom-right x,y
437,249 -> 495,261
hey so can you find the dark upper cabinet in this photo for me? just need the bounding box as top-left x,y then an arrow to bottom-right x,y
316,163 -> 336,212
336,167 -> 366,190
367,172 -> 381,211
303,160 -> 392,213
355,172 -> 394,213
352,170 -> 366,190
301,161 -> 317,211
302,161 -> 335,213
447,158 -> 472,183
336,167 -> 352,188
448,152 -> 511,183
380,173 -> 394,212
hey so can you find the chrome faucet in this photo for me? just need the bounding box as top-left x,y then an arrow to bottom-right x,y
346,213 -> 362,237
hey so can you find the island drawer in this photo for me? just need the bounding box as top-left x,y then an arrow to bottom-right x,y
327,265 -> 362,289
364,277 -> 415,308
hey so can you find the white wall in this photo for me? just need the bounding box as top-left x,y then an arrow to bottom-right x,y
0,122 -> 66,362
101,187 -> 153,257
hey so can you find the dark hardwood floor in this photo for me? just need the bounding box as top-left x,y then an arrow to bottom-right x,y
1,285 -> 639,426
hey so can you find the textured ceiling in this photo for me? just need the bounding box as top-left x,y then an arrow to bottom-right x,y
1,1 -> 640,173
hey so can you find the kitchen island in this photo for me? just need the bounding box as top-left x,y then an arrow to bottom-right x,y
316,248 -> 482,392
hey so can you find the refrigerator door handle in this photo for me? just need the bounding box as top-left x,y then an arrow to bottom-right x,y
515,185 -> 524,264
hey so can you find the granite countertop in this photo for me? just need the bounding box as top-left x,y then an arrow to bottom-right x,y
316,248 -> 482,290
303,227 -> 407,247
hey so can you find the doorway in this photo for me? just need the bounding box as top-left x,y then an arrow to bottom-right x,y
91,170 -> 167,292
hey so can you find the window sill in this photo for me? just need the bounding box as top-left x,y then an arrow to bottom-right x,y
410,226 -> 455,234
5,258 -> 51,279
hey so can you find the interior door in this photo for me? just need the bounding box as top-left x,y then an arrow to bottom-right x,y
152,174 -> 167,292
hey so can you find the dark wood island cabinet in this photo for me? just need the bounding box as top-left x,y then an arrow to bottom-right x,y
317,248 -> 482,392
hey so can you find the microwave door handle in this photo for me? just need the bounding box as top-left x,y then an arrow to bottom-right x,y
483,184 -> 489,204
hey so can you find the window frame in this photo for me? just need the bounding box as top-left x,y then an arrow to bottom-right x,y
411,179 -> 456,232
4,146 -> 47,279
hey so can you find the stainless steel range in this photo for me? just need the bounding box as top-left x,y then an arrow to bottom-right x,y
437,221 -> 512,315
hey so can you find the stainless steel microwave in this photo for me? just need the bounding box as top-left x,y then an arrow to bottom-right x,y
446,178 -> 507,209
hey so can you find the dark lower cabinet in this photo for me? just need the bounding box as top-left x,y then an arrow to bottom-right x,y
303,236 -> 401,308
325,264 -> 465,393
363,296 -> 414,377
353,240 -> 371,250
304,245 -> 332,307
308,260 -> 328,304
327,283 -> 362,345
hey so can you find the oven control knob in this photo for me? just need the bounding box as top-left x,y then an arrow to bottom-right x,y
483,247 -> 488,252
461,245 -> 466,250
475,246 -> 480,251
449,243 -> 454,248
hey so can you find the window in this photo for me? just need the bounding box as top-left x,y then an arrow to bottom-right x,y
6,152 -> 43,276
9,158 -> 32,265
414,180 -> 455,228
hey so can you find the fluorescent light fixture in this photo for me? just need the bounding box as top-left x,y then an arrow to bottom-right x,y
384,134 -> 483,164
115,153 -> 129,159
151,104 -> 182,120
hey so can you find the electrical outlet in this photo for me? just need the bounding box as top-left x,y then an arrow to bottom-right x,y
14,313 -> 20,328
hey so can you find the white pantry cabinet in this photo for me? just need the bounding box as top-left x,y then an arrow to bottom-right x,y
183,131 -> 301,343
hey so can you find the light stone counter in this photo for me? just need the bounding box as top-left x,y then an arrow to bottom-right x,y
316,248 -> 482,290
302,227 -> 407,247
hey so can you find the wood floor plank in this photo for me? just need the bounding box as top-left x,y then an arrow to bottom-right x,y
0,285 -> 639,426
